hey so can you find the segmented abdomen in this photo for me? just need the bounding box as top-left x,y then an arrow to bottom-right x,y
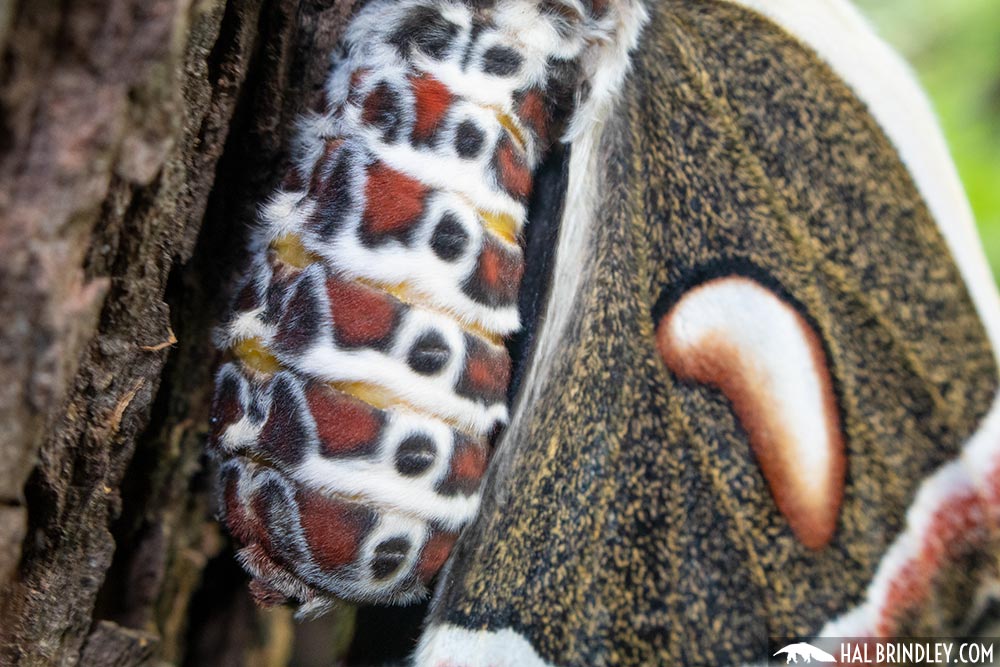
207,0 -> 586,614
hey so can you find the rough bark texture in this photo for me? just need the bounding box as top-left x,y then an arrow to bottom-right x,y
0,0 -> 358,664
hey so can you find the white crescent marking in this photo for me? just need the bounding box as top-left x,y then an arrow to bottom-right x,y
658,276 -> 845,549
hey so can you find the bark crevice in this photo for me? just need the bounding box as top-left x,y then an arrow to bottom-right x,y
0,1 -> 358,664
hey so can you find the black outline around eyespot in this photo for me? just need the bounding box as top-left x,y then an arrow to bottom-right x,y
650,257 -> 849,473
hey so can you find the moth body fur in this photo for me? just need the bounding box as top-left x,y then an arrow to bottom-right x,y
209,0 -> 621,611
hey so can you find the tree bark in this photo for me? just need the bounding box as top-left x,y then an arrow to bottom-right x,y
0,0 -> 357,664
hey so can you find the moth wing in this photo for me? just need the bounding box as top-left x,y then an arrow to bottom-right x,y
418,1 -> 1000,665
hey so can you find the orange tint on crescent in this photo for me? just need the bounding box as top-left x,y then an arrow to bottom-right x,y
657,276 -> 845,550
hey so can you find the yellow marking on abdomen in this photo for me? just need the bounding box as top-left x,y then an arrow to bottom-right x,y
234,337 -> 282,375
478,209 -> 519,245
272,233 -> 321,269
495,110 -> 527,151
355,277 -> 503,346
330,381 -> 476,436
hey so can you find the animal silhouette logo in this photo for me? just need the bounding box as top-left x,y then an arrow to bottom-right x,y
773,642 -> 837,663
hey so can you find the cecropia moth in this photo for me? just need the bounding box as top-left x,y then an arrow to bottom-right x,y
209,0 -> 1000,664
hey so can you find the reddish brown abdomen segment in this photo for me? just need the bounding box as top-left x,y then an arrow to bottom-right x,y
657,275 -> 845,550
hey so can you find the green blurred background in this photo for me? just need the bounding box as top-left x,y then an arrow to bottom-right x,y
856,0 -> 1000,279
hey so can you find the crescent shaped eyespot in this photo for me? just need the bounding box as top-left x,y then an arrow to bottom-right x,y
657,274 -> 846,550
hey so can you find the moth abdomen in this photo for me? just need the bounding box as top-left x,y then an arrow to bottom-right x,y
212,370 -> 486,525
209,0 -> 595,612
211,383 -> 480,610
219,456 -> 460,609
